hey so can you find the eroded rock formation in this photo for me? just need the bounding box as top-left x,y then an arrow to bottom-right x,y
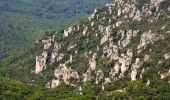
47,64 -> 79,88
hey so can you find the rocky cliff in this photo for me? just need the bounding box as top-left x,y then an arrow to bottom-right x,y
33,0 -> 170,88
3,0 -> 170,99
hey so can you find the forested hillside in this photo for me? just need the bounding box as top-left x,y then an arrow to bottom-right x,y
0,0 -> 112,62
1,0 -> 170,99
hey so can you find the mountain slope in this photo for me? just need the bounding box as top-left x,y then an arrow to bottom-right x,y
0,0 -> 112,60
1,0 -> 170,99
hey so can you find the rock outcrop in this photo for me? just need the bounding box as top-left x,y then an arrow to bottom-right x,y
35,51 -> 48,74
64,26 -> 73,37
131,58 -> 141,81
47,64 -> 79,88
96,69 -> 104,84
164,53 -> 170,60
100,25 -> 112,44
42,36 -> 54,50
89,53 -> 97,70
32,0 -> 169,90
35,35 -> 55,74
51,42 -> 61,63
83,68 -> 92,82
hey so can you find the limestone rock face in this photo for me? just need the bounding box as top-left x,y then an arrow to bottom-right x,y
42,36 -> 54,50
34,0 -> 169,89
51,42 -> 61,63
104,78 -> 111,84
168,5 -> 170,11
103,45 -> 119,60
68,43 -> 76,50
118,30 -> 139,47
35,51 -> 48,74
88,9 -> 97,20
35,36 -> 55,74
119,55 -> 131,77
89,53 -> 97,70
127,49 -> 133,58
96,69 -> 104,84
144,54 -> 150,62
111,45 -> 119,60
150,0 -> 164,6
69,54 -> 73,63
146,80 -> 151,86
140,68 -> 145,79
49,79 -> 60,88
114,0 -> 124,7
55,64 -> 79,83
138,31 -> 156,50
83,68 -> 92,82
131,58 -> 141,81
57,53 -> 64,61
160,69 -> 170,79
79,86 -> 83,95
47,64 -> 79,88
109,49 -> 133,79
115,21 -> 122,27
117,8 -> 122,16
164,53 -> 170,60
133,10 -> 141,21
64,26 -> 73,37
100,25 -> 112,44
83,26 -> 88,35
106,4 -> 114,14
82,53 -> 97,82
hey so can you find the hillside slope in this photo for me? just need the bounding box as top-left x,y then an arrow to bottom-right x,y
1,0 -> 170,99
0,0 -> 112,60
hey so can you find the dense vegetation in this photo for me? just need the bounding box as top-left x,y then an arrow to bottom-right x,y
1,77 -> 170,99
0,0 -> 170,99
0,0 -> 112,61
